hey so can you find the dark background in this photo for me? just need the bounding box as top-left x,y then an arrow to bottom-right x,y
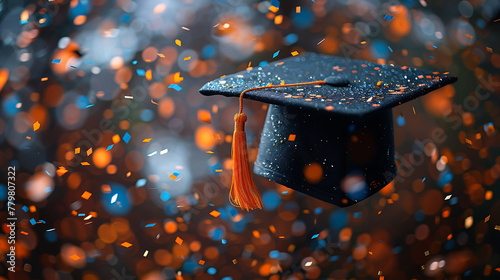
1,0 -> 500,279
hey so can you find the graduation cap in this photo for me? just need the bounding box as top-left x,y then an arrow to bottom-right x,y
199,53 -> 457,210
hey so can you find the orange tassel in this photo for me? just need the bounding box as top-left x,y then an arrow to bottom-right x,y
230,112 -> 263,211
230,80 -> 328,211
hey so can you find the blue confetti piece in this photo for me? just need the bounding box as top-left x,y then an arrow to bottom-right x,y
213,23 -> 220,28
282,191 -> 288,194
45,170 -> 51,176
428,56 -> 434,60
222,277 -> 233,280
85,61 -> 94,64
136,178 -> 147,187
396,115 -> 405,126
329,255 -> 339,262
207,267 -> 217,275
173,171 -> 180,177
273,50 -> 280,58
136,69 -> 146,76
353,212 -> 362,218
311,233 -> 319,239
85,104 -> 94,108
106,144 -> 114,151
39,220 -> 46,224
378,239 -> 384,243
168,84 -> 182,91
147,151 -> 157,157
145,223 -> 156,228
433,45 -> 437,48
30,218 -> 36,225
221,239 -> 227,244
384,15 -> 394,21
132,60 -> 137,65
22,206 -> 29,212
209,203 -> 214,206
122,132 -> 131,143
388,45 -> 393,52
20,20 -> 28,25
422,177 -> 426,183
78,213 -> 85,216
51,59 -> 61,63
271,0 -> 280,9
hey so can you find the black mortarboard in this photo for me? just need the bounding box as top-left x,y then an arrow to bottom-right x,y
200,53 -> 457,209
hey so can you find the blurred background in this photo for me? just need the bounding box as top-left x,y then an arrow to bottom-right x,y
0,0 -> 500,279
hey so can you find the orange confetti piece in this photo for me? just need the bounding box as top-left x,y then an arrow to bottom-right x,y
41,77 -> 48,81
269,225 -> 276,233
87,148 -> 93,156
121,242 -> 132,248
199,260 -> 205,265
465,33 -> 473,39
157,53 -> 165,58
70,255 -> 80,260
56,166 -> 68,176
175,39 -> 181,46
205,151 -> 214,154
169,174 -> 177,180
215,169 -> 222,172
291,51 -> 299,56
288,134 -> 296,141
81,191 -> 92,200
197,109 -> 212,124
81,162 -> 90,166
274,15 -> 283,25
143,138 -> 151,143
210,210 -> 221,217
153,3 -> 167,14
21,231 -> 28,235
33,121 -> 40,131
145,69 -> 152,81
174,72 -> 184,83
269,5 -> 278,13
232,259 -> 237,264
75,147 -> 80,154
296,6 -> 301,13
184,56 -> 191,61
175,237 -> 183,245
101,184 -> 111,193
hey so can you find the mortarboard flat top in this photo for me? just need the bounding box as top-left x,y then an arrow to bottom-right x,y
200,53 -> 457,117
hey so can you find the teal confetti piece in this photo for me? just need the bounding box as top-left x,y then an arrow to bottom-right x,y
311,233 -> 319,239
106,144 -> 114,151
273,50 -> 280,58
145,223 -> 156,228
